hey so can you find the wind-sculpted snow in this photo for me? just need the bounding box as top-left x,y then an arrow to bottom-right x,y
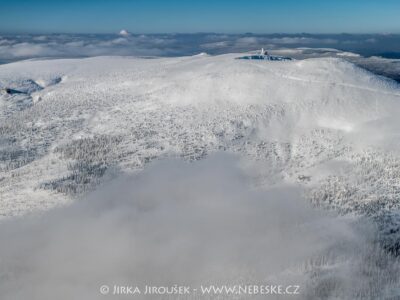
1,54 -> 400,218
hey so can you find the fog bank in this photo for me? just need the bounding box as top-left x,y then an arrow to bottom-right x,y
0,155 -> 399,299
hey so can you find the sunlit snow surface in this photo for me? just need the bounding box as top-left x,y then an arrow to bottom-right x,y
1,54 -> 400,217
1,54 -> 400,299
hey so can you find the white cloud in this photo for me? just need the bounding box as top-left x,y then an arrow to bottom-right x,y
0,34 -> 398,66
235,36 -> 262,46
0,155 -> 397,299
33,35 -> 48,41
267,37 -> 337,44
0,42 -> 60,58
0,35 -> 177,61
366,38 -> 377,43
64,41 -> 86,47
201,41 -> 230,49
110,37 -> 129,45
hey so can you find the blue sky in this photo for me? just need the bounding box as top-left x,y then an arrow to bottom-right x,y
0,0 -> 399,34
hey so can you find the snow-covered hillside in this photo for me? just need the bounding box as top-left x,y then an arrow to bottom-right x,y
2,53 -> 400,299
1,53 -> 400,218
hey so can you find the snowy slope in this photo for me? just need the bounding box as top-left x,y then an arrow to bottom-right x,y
1,53 -> 400,219
3,53 -> 400,300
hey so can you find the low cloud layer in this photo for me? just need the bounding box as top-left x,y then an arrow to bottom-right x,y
0,155 -> 398,299
1,33 -> 400,64
0,34 -> 179,63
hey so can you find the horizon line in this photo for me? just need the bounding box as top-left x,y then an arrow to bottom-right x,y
1,31 -> 399,36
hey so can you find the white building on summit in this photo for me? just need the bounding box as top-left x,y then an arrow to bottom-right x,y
261,48 -> 268,56
119,29 -> 130,36
236,48 -> 291,61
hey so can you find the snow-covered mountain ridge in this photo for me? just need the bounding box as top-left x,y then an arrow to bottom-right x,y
1,53 -> 400,220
